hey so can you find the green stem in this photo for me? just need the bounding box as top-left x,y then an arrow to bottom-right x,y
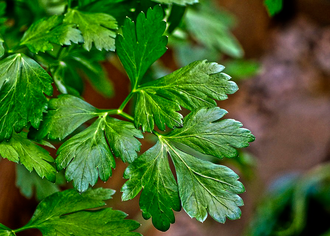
118,111 -> 134,122
119,92 -> 134,111
97,109 -> 134,122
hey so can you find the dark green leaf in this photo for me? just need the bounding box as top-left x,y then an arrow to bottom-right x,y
134,60 -> 238,132
264,0 -> 283,16
56,118 -> 115,192
116,5 -> 167,87
165,107 -> 255,159
0,54 -> 53,141
0,133 -> 56,182
185,7 -> 243,58
104,117 -> 143,163
21,188 -> 141,236
16,164 -> 65,201
122,141 -> 180,231
20,15 -> 83,53
32,95 -> 99,140
64,10 -> 118,51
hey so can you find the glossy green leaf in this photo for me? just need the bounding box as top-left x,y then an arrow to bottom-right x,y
165,107 -> 255,159
0,54 -> 53,141
168,144 -> 245,223
122,141 -> 180,231
19,188 -> 141,236
56,118 -> 115,192
0,224 -> 14,236
134,60 -> 238,132
116,5 -> 167,87
104,117 -> 143,163
0,133 -> 56,182
20,15 -> 83,53
32,95 -> 99,140
64,10 -> 118,51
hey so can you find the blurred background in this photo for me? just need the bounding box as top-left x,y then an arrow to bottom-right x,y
1,0 -> 330,235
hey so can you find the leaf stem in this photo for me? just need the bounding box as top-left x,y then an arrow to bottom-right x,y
119,92 -> 134,111
97,109 -> 134,122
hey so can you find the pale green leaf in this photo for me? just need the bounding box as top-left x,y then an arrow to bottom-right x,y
116,5 -> 167,87
0,133 -> 56,182
64,10 -> 118,51
0,54 -> 53,141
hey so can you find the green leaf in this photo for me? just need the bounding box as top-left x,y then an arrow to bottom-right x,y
165,107 -> 255,159
122,141 -> 180,231
264,0 -> 283,16
116,5 -> 167,87
16,164 -> 65,201
152,0 -> 198,5
20,188 -> 141,236
0,54 -> 53,142
123,107 -> 254,230
168,144 -> 245,223
134,60 -> 238,132
0,224 -> 14,236
185,7 -> 243,58
0,37 -> 4,58
0,133 -> 56,182
20,15 -> 83,53
104,117 -> 143,163
56,114 -> 143,192
56,118 -> 115,192
32,95 -> 99,140
64,10 -> 118,51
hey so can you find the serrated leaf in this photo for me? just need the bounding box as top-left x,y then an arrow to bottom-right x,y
64,10 -> 118,51
116,5 -> 167,87
122,141 -> 180,231
56,118 -> 115,192
185,7 -> 243,58
20,15 -> 83,53
0,53 -> 53,141
134,60 -> 238,132
104,117 -> 143,163
165,107 -> 255,159
168,144 -> 245,223
20,188 -> 140,236
0,133 -> 56,182
264,0 -> 283,16
32,95 -> 99,140
16,164 -> 64,201
152,0 -> 198,5
123,107 -> 254,230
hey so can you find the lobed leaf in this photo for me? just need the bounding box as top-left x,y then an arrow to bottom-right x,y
134,60 -> 238,132
0,54 -> 53,141
64,10 -> 118,51
116,5 -> 167,87
32,95 -> 99,140
0,133 -> 56,182
19,188 -> 141,236
20,15 -> 83,53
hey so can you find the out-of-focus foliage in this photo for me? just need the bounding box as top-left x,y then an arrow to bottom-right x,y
264,0 -> 283,16
246,164 -> 330,236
